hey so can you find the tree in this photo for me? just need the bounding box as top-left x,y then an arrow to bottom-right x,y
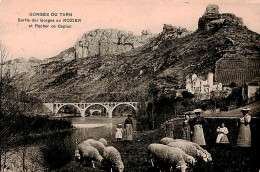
227,87 -> 244,106
148,82 -> 160,130
229,82 -> 238,88
0,42 -> 23,171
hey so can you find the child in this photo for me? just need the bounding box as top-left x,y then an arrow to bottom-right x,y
115,124 -> 123,142
216,123 -> 229,144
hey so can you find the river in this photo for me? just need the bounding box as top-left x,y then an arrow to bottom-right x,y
67,116 -> 136,143
1,116 -> 136,171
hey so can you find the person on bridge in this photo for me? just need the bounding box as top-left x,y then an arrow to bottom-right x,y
124,114 -> 133,142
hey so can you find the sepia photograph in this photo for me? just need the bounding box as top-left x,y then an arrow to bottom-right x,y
0,0 -> 260,171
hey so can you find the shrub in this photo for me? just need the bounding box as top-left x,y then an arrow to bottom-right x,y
40,131 -> 75,170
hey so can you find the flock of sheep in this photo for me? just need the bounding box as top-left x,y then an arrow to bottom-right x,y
74,137 -> 212,172
148,137 -> 212,172
75,138 -> 124,172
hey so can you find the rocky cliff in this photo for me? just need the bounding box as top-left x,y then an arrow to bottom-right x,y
198,4 -> 244,32
75,29 -> 157,58
11,5 -> 260,102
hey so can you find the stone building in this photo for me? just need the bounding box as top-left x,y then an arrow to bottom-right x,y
243,77 -> 260,102
186,72 -> 222,94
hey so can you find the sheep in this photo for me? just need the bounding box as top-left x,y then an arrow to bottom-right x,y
160,137 -> 175,145
82,138 -> 95,145
172,139 -> 212,161
168,139 -> 212,162
147,143 -> 195,172
103,146 -> 124,172
76,143 -> 103,168
174,147 -> 196,166
99,138 -> 108,146
83,139 -> 106,156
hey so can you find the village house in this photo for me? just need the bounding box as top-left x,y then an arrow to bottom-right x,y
185,72 -> 223,94
243,77 -> 260,102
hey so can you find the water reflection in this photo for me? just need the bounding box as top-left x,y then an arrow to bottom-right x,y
66,116 -> 136,143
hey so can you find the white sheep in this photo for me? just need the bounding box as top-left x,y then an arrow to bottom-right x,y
147,143 -> 195,172
103,146 -> 124,172
99,138 -> 108,146
174,147 -> 196,166
160,137 -> 175,145
173,139 -> 212,161
82,138 -> 95,145
83,139 -> 106,156
76,143 -> 103,168
168,139 -> 212,162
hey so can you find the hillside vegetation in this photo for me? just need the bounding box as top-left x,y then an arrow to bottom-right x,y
13,5 -> 260,102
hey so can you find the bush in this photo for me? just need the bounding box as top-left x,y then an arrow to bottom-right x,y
40,131 -> 75,170
45,70 -> 77,88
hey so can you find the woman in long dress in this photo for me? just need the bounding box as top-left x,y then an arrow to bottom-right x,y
182,114 -> 191,141
237,108 -> 251,147
124,114 -> 133,141
191,109 -> 206,146
216,123 -> 229,144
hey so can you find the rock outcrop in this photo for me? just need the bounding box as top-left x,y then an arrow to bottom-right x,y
75,29 -> 156,58
10,5 -> 260,102
198,4 -> 244,31
161,24 -> 192,39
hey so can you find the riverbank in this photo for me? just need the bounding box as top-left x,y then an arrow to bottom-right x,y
0,113 -> 74,172
60,116 -> 260,171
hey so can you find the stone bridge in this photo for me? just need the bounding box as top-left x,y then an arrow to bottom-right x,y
43,102 -> 139,118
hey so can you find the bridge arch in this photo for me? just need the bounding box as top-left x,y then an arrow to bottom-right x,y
84,103 -> 109,117
89,109 -> 102,116
110,103 -> 138,117
55,103 -> 81,117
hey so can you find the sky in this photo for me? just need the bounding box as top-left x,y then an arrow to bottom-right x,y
0,0 -> 259,60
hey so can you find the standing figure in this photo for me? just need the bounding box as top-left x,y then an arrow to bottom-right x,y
124,114 -> 133,141
216,123 -> 229,144
237,108 -> 251,147
115,124 -> 123,142
165,119 -> 174,138
160,123 -> 166,137
191,109 -> 206,146
182,114 -> 191,141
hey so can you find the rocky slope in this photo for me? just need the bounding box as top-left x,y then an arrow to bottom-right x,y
75,29 -> 157,58
3,57 -> 41,77
13,5 -> 260,102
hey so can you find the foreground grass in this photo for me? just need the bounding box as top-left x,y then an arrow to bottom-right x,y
60,117 -> 260,172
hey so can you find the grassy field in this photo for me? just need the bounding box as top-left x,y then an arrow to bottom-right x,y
60,116 -> 260,172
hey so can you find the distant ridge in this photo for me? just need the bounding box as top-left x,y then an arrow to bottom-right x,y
10,4 -> 260,102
